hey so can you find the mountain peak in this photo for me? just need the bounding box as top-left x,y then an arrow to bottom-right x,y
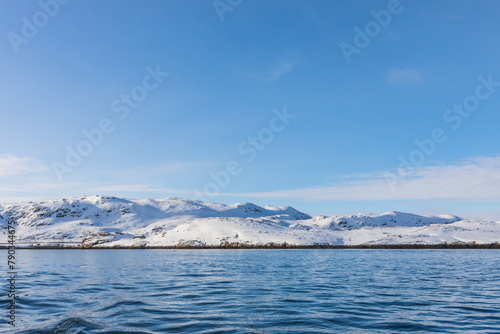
0,196 -> 496,248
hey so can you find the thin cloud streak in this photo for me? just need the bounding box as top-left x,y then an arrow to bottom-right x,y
387,68 -> 423,84
221,156 -> 500,202
111,161 -> 214,178
242,58 -> 297,83
2,157 -> 500,206
0,182 -> 84,193
268,60 -> 295,81
0,154 -> 50,177
87,184 -> 192,194
0,196 -> 48,204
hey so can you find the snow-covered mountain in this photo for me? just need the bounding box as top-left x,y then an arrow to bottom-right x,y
0,195 -> 498,247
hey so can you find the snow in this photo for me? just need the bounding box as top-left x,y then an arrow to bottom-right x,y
0,195 -> 498,247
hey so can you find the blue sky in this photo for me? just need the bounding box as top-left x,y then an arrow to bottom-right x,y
1,0 -> 500,220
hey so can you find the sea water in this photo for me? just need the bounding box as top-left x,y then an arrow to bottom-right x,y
2,249 -> 499,333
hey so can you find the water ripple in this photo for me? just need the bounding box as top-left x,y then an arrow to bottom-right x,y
7,249 -> 500,333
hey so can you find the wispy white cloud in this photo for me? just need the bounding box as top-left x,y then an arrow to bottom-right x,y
3,156 -> 499,215
86,184 -> 192,194
243,58 -> 297,83
0,160 -> 211,203
220,156 -> 500,202
379,29 -> 401,42
111,161 -> 213,178
387,68 -> 423,84
267,60 -> 295,81
0,182 -> 191,203
0,154 -> 50,177
0,196 -> 48,204
0,182 -> 84,192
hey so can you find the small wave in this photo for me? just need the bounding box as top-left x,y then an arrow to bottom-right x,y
16,317 -> 101,334
97,299 -> 149,312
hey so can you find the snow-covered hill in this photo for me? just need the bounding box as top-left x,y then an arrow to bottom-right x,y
0,195 -> 498,247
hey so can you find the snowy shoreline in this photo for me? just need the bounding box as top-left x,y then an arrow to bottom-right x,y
1,195 -> 499,248
4,243 -> 500,249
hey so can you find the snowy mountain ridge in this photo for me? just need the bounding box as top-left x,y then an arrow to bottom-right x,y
1,195 -> 498,247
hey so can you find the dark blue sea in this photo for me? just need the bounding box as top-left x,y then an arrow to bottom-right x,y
1,249 -> 499,333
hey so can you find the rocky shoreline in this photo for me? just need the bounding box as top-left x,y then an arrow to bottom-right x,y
5,242 -> 500,250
